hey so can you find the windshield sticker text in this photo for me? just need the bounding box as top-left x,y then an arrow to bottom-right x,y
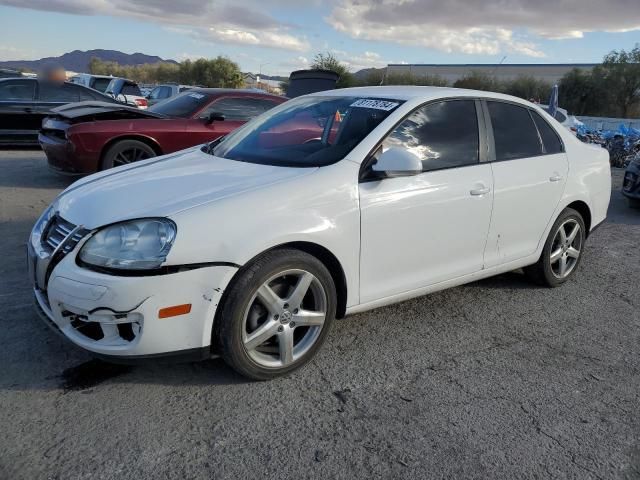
350,99 -> 399,111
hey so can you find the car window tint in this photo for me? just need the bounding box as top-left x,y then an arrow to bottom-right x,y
122,83 -> 142,96
531,111 -> 563,154
90,78 -> 111,92
0,80 -> 35,100
383,100 -> 479,172
204,97 -> 274,121
39,83 -> 80,102
148,87 -> 162,99
487,101 -> 542,161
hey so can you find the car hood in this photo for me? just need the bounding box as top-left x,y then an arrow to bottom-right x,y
55,147 -> 317,229
48,101 -> 163,123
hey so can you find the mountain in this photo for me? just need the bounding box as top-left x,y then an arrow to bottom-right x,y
0,49 -> 178,73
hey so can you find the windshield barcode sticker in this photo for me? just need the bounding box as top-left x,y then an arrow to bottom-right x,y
350,99 -> 399,111
188,93 -> 205,99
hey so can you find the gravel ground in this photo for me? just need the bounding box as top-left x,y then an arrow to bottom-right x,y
0,149 -> 639,480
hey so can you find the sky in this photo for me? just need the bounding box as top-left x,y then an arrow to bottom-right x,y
0,0 -> 639,76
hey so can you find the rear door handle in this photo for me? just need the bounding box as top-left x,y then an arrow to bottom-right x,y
470,186 -> 490,196
549,174 -> 563,182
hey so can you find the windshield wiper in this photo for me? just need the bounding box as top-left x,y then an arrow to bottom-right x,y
204,136 -> 225,155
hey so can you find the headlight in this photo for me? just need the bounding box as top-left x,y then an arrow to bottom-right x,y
32,204 -> 56,241
79,218 -> 176,270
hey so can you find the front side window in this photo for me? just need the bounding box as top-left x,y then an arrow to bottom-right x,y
382,100 -> 479,172
148,91 -> 213,118
0,80 -> 35,101
211,96 -> 403,167
204,97 -> 271,121
531,111 -> 563,154
488,101 -> 542,161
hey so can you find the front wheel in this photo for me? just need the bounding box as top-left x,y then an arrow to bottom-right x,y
101,139 -> 156,170
525,208 -> 586,287
217,249 -> 336,380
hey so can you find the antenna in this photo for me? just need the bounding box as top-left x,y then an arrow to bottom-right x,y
491,56 -> 507,76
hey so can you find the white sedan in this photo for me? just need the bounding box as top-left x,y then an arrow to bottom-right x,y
29,87 -> 611,380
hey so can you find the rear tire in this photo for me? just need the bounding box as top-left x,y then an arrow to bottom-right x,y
101,139 -> 156,170
524,208 -> 586,287
217,249 -> 336,380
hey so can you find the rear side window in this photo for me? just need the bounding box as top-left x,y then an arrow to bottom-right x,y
383,100 -> 479,172
39,83 -> 80,102
122,83 -> 142,96
488,101 -> 542,161
91,78 -> 111,92
531,111 -> 563,154
0,80 -> 35,100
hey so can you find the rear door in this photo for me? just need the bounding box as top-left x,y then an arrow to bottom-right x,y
0,79 -> 38,143
483,101 -> 568,267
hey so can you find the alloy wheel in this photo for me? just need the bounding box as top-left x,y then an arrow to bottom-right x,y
113,147 -> 152,166
549,218 -> 582,279
242,269 -> 327,368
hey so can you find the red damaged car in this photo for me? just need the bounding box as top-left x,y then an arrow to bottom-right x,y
39,89 -> 286,174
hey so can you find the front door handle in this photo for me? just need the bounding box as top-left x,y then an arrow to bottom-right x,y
549,174 -> 563,182
470,186 -> 490,196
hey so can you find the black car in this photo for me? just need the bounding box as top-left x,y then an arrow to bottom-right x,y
623,154 -> 640,208
0,77 -> 118,145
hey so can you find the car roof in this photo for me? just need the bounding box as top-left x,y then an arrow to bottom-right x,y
311,85 -> 536,105
189,87 -> 283,99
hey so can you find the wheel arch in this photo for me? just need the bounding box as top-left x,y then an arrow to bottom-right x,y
99,135 -> 163,170
564,200 -> 592,236
213,241 -> 348,346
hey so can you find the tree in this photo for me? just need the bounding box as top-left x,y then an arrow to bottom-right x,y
558,68 -> 606,116
311,52 -> 355,88
453,70 -> 501,92
597,44 -> 640,117
179,57 -> 243,88
503,75 -> 551,102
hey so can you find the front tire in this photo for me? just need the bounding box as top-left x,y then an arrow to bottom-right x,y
525,208 -> 586,287
217,249 -> 336,380
101,139 -> 156,170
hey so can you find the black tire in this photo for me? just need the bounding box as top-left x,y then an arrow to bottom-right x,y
217,249 -> 336,380
101,139 -> 156,170
524,208 -> 586,287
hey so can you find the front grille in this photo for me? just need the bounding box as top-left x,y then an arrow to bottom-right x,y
42,215 -> 86,254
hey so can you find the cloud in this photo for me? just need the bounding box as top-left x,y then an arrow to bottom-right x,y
0,0 -> 309,52
328,0 -> 640,57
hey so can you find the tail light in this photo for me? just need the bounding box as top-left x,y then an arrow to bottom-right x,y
134,98 -> 148,108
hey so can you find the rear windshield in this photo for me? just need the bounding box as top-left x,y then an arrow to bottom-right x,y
210,96 -> 403,167
148,91 -> 212,118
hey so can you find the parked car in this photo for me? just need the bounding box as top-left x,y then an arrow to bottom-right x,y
0,78 -> 118,145
69,74 -> 114,93
39,89 -> 286,173
622,154 -> 640,208
104,77 -> 148,109
29,87 -> 611,380
0,68 -> 23,79
146,84 -> 192,106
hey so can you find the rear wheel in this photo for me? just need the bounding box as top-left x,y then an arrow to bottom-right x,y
628,198 -> 640,209
217,249 -> 336,380
525,208 -> 586,287
101,139 -> 156,170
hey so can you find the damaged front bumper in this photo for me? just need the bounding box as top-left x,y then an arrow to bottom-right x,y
29,220 -> 238,360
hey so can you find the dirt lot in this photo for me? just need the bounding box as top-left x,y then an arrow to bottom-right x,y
0,149 -> 639,480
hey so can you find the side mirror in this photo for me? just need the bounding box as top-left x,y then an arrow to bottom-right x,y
203,112 -> 225,125
371,147 -> 422,177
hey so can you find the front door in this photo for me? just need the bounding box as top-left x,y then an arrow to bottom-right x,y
359,99 -> 494,303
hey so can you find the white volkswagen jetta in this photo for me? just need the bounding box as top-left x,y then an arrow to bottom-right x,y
28,87 -> 611,379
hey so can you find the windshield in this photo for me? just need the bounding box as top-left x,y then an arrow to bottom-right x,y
148,91 -> 212,118
210,96 -> 403,167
